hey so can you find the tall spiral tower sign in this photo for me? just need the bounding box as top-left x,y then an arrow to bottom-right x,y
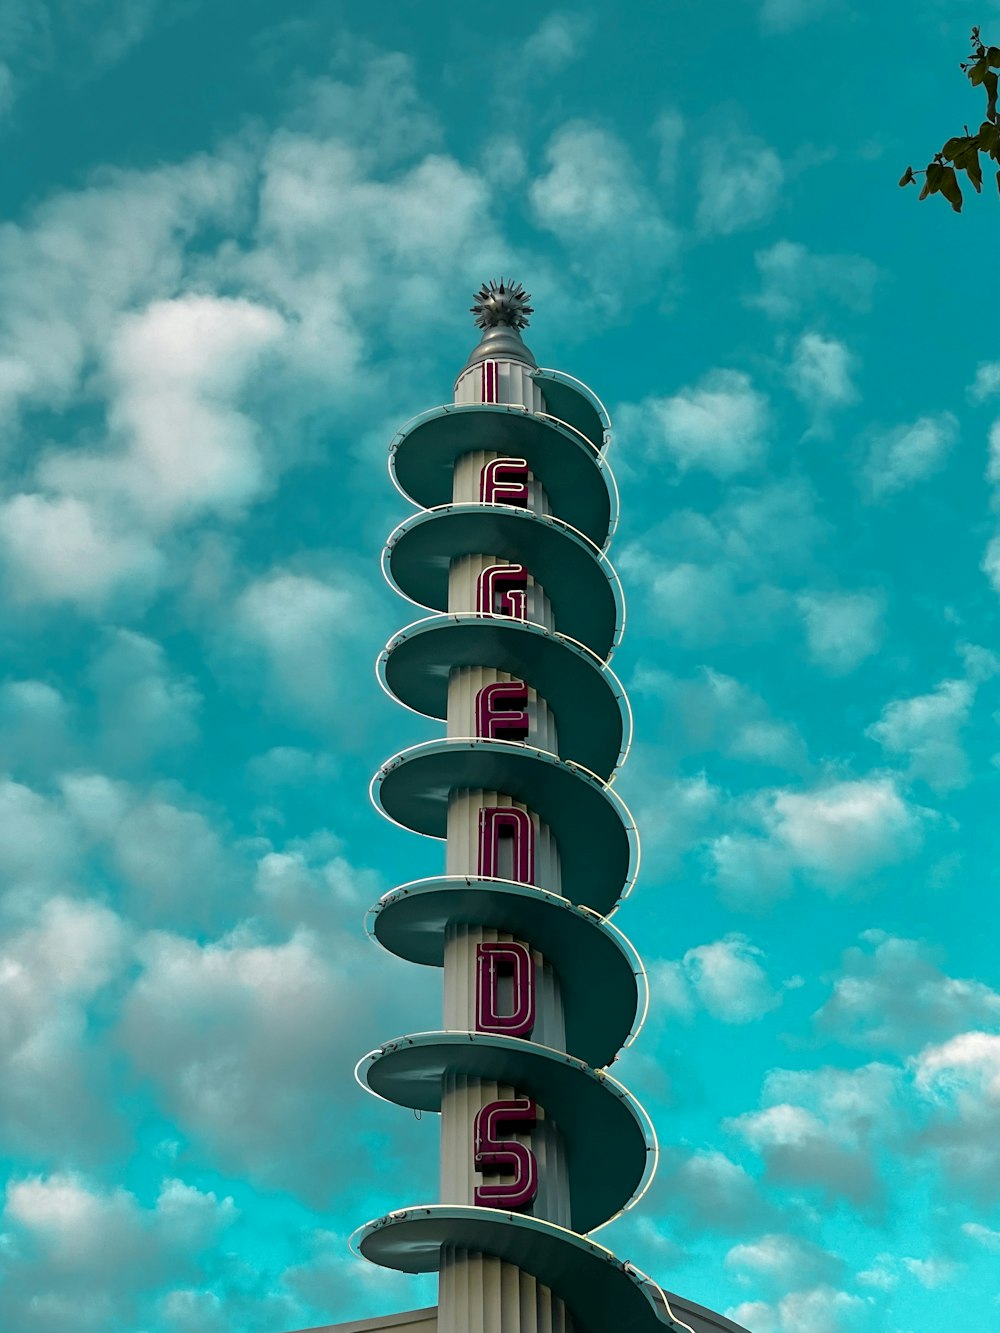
352,284 -> 750,1333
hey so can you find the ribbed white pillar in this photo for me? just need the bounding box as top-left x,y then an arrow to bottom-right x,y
446,668 -> 558,755
453,450 -> 552,518
454,361 -> 545,412
445,792 -> 561,896
438,360 -> 573,1333
447,553 -> 554,631
438,1248 -> 572,1333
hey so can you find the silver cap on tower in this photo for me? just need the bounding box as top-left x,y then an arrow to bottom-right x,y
464,278 -> 537,370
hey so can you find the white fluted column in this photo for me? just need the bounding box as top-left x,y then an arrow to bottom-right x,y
453,360 -> 545,413
438,1248 -> 573,1333
437,383 -> 574,1332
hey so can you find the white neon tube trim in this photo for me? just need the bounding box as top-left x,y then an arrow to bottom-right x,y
534,366 -> 613,441
373,610 -> 635,772
367,740 -> 642,905
364,876 -> 648,1036
348,1207 -> 697,1333
353,1030 -> 658,1225
378,502 -> 628,657
386,401 -> 619,537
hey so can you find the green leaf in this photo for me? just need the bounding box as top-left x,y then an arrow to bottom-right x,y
969,57 -> 990,85
980,120 -> 1000,159
919,161 -> 944,199
943,135 -> 975,160
952,140 -> 983,190
988,46 -> 1000,68
996,167 -> 1000,197
986,69 -> 999,121
938,164 -> 963,211
898,165 -> 916,187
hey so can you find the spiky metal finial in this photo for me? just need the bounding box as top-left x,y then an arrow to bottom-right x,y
471,278 -> 533,332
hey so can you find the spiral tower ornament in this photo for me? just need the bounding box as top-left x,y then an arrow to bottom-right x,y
353,288 -> 751,1333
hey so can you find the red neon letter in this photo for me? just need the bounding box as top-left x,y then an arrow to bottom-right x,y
473,1097 -> 538,1210
478,807 -> 534,884
480,457 -> 529,507
476,679 -> 529,741
476,942 -> 535,1038
481,360 -> 499,403
476,564 -> 528,620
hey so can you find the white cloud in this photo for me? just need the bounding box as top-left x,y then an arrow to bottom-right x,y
749,240 -> 878,320
55,774 -> 245,930
280,1229 -> 424,1331
912,1031 -> 1000,1200
41,296 -> 285,527
816,932 -> 1000,1053
255,135 -> 495,302
110,796 -> 244,928
725,1232 -> 842,1291
479,134 -> 527,187
866,677 -> 973,790
619,481 -> 821,649
855,1259 -> 897,1291
968,360 -> 1000,402
959,640 -> 1000,682
0,897 -> 127,1159
902,1255 -> 960,1288
255,843 -> 382,936
0,0 -> 166,126
760,0 -> 839,34
0,61 -> 14,118
0,154 -> 242,434
982,531 -> 1000,595
648,959 -> 696,1020
710,776 -> 926,905
6,1171 -> 233,1270
620,763 -> 721,875
286,50 -> 441,167
0,679 -> 73,778
58,772 -> 132,841
631,664 -> 805,768
617,369 -> 770,476
0,59 -> 523,624
797,590 -> 883,673
88,629 -> 201,769
0,1171 -> 236,1331
963,1221 -> 1000,1251
788,331 -> 858,414
246,746 -> 340,790
987,418 -> 1000,490
730,1063 -> 901,1206
0,259 -> 296,608
915,1030 -> 1000,1095
651,1149 -> 771,1233
710,830 -> 795,908
523,13 -> 593,70
118,921 -> 433,1201
696,131 -> 784,236
652,935 -> 783,1024
0,778 -> 78,890
685,936 -> 785,1022
863,413 -> 958,498
652,108 -> 685,188
232,568 -> 373,725
767,778 -> 921,881
0,493 -> 164,607
530,121 -> 678,302
620,553 -> 746,646
729,1285 -> 867,1333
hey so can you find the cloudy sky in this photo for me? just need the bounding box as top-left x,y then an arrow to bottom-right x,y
2,2 -> 1000,1331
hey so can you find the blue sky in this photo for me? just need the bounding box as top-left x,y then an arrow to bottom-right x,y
2,2 -> 1000,1330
